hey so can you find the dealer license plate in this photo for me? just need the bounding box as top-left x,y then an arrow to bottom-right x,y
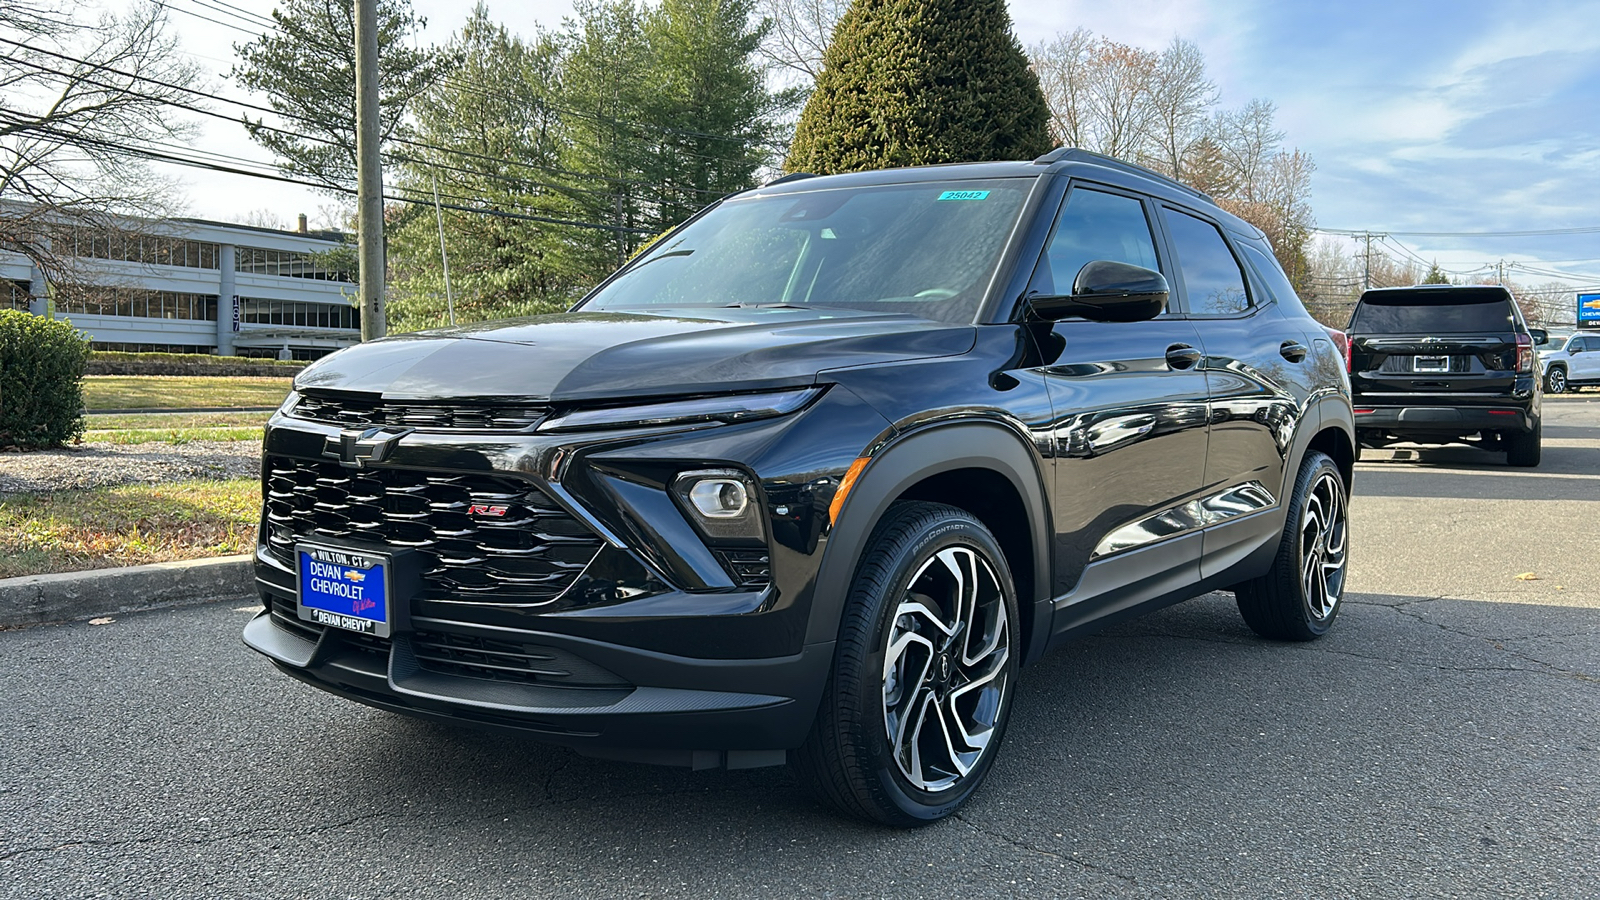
297,544 -> 391,638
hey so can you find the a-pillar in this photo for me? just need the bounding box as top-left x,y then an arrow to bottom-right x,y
217,243 -> 237,355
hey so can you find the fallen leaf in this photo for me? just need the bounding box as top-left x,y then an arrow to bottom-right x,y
1514,572 -> 1539,581
88,617 -> 115,625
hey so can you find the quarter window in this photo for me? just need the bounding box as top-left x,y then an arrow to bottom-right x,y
1165,210 -> 1250,316
1038,188 -> 1160,296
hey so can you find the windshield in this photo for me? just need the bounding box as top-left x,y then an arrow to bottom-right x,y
1350,288 -> 1516,333
581,178 -> 1034,325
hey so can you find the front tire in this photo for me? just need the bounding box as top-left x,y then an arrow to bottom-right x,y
795,501 -> 1020,826
1545,367 -> 1567,394
1235,451 -> 1349,641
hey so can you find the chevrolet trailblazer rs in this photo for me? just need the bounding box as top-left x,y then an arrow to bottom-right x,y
244,149 -> 1355,826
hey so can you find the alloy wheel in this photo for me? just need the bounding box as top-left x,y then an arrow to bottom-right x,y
1548,368 -> 1567,393
1299,471 -> 1348,619
881,546 -> 1011,793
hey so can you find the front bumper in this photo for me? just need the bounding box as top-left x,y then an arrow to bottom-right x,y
243,587 -> 832,765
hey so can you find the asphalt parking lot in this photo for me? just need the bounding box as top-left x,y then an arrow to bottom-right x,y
3,398 -> 1597,899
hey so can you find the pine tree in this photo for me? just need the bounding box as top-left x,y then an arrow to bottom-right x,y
785,0 -> 1053,174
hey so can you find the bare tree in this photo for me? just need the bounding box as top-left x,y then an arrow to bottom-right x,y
1143,37 -> 1215,180
0,1 -> 204,282
1212,98 -> 1283,203
1029,28 -> 1095,148
754,0 -> 849,83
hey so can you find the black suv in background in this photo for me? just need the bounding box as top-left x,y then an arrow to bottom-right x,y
244,150 -> 1355,825
1347,285 -> 1541,466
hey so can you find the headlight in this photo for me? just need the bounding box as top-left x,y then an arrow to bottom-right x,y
536,387 -> 821,434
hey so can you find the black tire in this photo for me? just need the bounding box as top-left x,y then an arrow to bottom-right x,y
1506,420 -> 1541,468
1235,451 -> 1348,641
1545,366 -> 1567,394
794,501 -> 1020,826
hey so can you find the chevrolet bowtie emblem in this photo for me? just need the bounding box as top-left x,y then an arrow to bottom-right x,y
322,426 -> 414,468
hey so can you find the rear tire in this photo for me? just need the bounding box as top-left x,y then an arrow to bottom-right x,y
1235,451 -> 1348,641
1506,421 -> 1541,468
795,501 -> 1020,826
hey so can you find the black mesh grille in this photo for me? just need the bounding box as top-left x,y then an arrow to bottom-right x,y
718,549 -> 771,588
290,392 -> 545,432
265,596 -> 626,687
264,456 -> 603,604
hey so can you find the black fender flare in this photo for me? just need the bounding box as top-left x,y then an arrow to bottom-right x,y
802,421 -> 1055,665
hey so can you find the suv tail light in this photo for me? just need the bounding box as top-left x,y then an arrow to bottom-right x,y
1515,333 -> 1534,373
1324,326 -> 1351,373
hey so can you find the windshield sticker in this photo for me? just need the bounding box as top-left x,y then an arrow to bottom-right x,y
937,190 -> 990,201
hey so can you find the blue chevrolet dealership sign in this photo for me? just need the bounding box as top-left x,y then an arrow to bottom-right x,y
1580,292 -> 1600,326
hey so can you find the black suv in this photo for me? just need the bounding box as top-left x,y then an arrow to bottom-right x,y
244,150 -> 1355,825
1347,285 -> 1541,466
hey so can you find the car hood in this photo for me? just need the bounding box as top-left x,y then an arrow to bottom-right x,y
293,308 -> 976,403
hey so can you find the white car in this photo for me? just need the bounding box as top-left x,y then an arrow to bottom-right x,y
1541,333 -> 1600,393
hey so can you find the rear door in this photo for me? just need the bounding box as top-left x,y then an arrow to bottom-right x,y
1154,208 -> 1315,578
1348,289 -> 1522,405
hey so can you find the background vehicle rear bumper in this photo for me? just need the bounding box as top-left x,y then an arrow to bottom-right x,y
1354,405 -> 1535,435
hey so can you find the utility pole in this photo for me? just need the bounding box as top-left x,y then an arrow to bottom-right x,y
354,0 -> 386,341
1361,232 -> 1375,292
1496,260 -> 1505,286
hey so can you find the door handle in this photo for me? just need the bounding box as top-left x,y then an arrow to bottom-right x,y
1165,344 -> 1202,370
1279,340 -> 1309,362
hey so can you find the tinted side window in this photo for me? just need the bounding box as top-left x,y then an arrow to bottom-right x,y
1165,209 -> 1250,315
1038,187 -> 1160,296
1572,337 -> 1589,352
1239,243 -> 1297,308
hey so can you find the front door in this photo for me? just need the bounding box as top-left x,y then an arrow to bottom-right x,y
1031,184 -> 1212,614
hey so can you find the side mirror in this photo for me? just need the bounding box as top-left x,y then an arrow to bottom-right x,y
1029,260 -> 1169,323
1529,328 -> 1548,345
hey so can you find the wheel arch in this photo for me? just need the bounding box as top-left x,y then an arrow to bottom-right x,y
803,421 -> 1054,666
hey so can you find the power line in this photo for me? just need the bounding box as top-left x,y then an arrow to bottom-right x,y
1317,225 -> 1600,238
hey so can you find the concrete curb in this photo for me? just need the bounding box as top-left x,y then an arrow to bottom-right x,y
0,555 -> 255,628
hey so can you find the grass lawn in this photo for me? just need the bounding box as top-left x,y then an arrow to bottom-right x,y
0,479 -> 259,578
83,375 -> 292,411
81,411 -> 268,445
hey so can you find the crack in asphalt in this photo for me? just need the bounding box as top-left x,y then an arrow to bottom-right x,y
1380,602 -> 1599,683
952,813 -> 1138,887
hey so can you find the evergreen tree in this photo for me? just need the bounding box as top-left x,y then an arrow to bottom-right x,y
386,5 -> 583,328
1423,262 -> 1451,284
232,0 -> 454,193
785,0 -> 1052,174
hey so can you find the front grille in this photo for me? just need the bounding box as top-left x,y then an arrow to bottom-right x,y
411,631 -> 630,687
266,596 -> 626,688
719,549 -> 772,588
264,456 -> 603,604
291,392 -> 546,432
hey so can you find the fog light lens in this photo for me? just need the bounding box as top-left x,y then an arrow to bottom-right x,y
688,479 -> 748,518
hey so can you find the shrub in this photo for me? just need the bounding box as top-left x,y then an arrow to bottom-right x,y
785,0 -> 1054,175
85,351 -> 305,377
0,310 -> 92,449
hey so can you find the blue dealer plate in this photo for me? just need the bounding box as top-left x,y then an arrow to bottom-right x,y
296,544 -> 391,637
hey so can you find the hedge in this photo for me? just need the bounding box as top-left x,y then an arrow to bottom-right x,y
0,310 -> 91,449
86,351 -> 306,377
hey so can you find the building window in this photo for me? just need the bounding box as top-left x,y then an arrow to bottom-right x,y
55,288 -> 219,321
91,341 -> 215,354
52,225 -> 221,270
238,297 -> 359,330
236,246 -> 354,282
3,280 -> 30,310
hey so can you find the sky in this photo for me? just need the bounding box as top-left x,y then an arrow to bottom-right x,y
154,0 -> 1600,302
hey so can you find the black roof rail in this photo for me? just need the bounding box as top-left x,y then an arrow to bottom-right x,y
765,171 -> 817,187
1032,147 -> 1211,202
